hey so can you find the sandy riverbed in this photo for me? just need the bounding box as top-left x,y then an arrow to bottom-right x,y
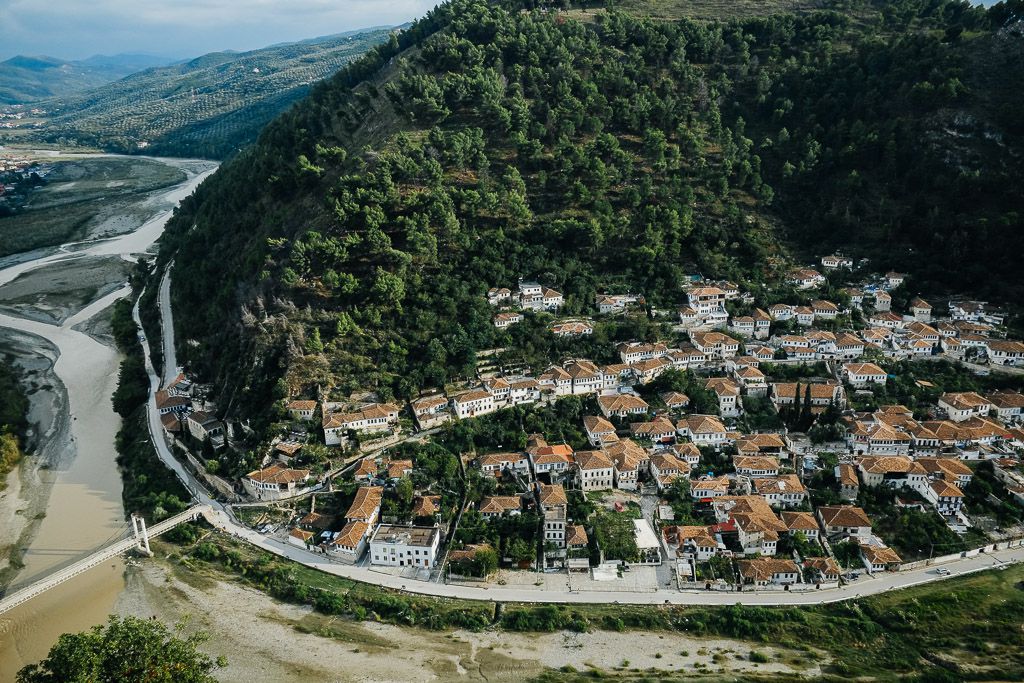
112,558 -> 823,682
0,329 -> 68,590
0,255 -> 132,324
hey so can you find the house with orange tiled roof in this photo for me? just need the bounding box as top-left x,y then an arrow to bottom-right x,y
412,495 -> 442,519
617,341 -> 669,364
836,463 -> 859,501
345,486 -> 383,525
856,455 -> 926,490
328,402 -> 400,434
677,414 -> 729,446
804,556 -> 841,583
671,442 -> 701,468
529,441 -> 575,478
821,255 -> 853,270
927,479 -> 965,515
714,496 -> 786,555
597,392 -> 649,419
493,311 -> 523,329
563,360 -> 605,395
734,365 -> 768,397
286,399 -> 317,420
384,459 -> 413,481
771,381 -> 845,413
288,528 -> 315,548
663,525 -> 724,562
326,520 -> 370,559
649,451 -> 690,491
353,457 -> 378,481
630,356 -> 672,383
661,391 -> 690,411
847,420 -> 912,456
242,463 -> 311,501
479,495 -> 524,518
630,416 -> 677,443
734,433 -> 787,457
605,439 -> 648,491
538,484 -> 568,553
916,457 -> 973,488
817,505 -> 872,542
705,377 -> 742,417
860,544 -> 902,573
565,524 -> 591,570
986,339 -> 1024,367
689,331 -> 740,360
733,455 -> 779,478
691,475 -> 731,499
596,293 -> 642,314
585,417 -> 614,448
843,362 -> 888,387
780,511 -> 819,540
551,321 -> 594,337
573,450 -> 614,491
478,451 -> 529,478
410,394 -> 451,429
788,267 -> 825,289
452,389 -> 496,419
753,475 -> 807,508
746,344 -> 776,362
987,391 -> 1024,425
738,558 -> 800,586
938,392 -> 993,422
812,299 -> 840,320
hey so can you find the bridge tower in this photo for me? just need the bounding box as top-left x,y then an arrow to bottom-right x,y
131,513 -> 154,557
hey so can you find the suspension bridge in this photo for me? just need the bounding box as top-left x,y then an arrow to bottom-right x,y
0,504 -> 210,616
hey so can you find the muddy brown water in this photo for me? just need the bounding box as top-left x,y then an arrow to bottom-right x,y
0,155 -> 216,677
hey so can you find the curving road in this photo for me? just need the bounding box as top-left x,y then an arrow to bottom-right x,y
0,157 -> 217,589
158,262 -> 178,386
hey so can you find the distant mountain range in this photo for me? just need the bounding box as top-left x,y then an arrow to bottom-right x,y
0,53 -> 176,104
1,28 -> 395,159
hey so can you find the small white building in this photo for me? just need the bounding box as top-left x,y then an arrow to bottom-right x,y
369,525 -> 441,568
843,362 -> 888,387
452,389 -> 496,419
242,464 -> 311,501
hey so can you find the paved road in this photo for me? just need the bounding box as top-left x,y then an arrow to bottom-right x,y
200,506 -> 1024,605
133,294 -> 218,508
158,261 -> 178,386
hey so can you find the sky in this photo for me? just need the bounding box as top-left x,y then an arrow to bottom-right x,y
0,0 -> 441,61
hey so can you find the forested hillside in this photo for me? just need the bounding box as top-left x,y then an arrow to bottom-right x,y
161,0 -> 1024,434
4,29 -> 394,159
0,54 -> 173,105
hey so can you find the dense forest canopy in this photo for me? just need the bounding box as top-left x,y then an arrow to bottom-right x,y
161,0 -> 1024,436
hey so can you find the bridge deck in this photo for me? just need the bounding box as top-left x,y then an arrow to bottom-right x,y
0,505 -> 208,616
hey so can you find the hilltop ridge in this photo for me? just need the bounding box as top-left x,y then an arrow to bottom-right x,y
157,0 -> 1024,439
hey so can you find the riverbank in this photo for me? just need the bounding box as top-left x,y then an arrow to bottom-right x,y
115,549 -> 816,683
0,155 -> 211,257
0,155 -> 216,595
157,526 -> 1024,681
0,329 -> 67,591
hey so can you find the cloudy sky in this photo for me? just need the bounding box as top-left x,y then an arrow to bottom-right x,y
0,0 -> 441,61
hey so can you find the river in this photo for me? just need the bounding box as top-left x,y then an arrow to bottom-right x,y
0,154 -> 217,679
